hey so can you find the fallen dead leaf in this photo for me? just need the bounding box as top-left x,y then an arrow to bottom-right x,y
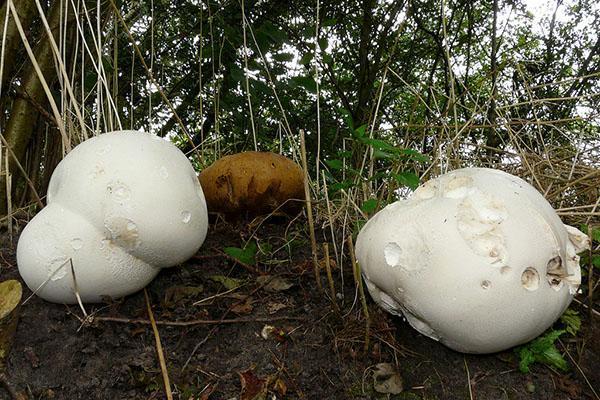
373,363 -> 403,395
318,256 -> 337,270
239,368 -> 267,400
231,296 -> 255,315
209,275 -> 244,290
266,301 -> 287,314
273,378 -> 287,396
163,285 -> 203,308
556,375 -> 582,398
256,275 -> 293,292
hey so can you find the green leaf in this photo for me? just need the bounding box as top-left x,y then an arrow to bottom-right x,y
209,275 -> 244,290
259,21 -> 287,44
290,76 -> 317,93
337,150 -> 353,159
224,241 -> 257,265
318,37 -> 328,51
325,159 -> 343,170
272,52 -> 294,62
539,345 -> 569,371
321,18 -> 337,27
517,347 -> 535,373
359,137 -> 395,151
593,255 -> 600,269
516,329 -> 568,373
399,149 -> 431,163
392,172 -> 420,190
353,124 -> 367,138
101,55 -> 114,74
560,309 -> 581,336
593,228 -> 600,243
299,52 -> 314,65
340,108 -> 354,131
372,150 -> 396,160
230,65 -> 245,82
361,199 -> 378,214
579,225 -> 600,242
330,180 -> 355,192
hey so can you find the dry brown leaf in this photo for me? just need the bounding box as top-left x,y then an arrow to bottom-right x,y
273,378 -> 287,396
256,275 -> 293,292
266,302 -> 287,314
231,297 -> 254,315
373,363 -> 403,394
163,285 -> 203,308
239,368 -> 267,400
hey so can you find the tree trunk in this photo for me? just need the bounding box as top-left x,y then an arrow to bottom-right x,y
0,0 -> 37,95
0,0 -> 67,216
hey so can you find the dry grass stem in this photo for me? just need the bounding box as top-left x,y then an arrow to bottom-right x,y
144,289 -> 173,400
347,235 -> 370,352
300,129 -> 323,293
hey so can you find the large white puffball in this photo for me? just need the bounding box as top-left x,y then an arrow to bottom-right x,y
355,168 -> 589,354
17,131 -> 208,303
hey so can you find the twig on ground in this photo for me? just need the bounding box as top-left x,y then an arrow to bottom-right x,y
559,339 -> 600,400
464,357 -> 474,400
144,289 -> 173,400
93,315 -> 306,326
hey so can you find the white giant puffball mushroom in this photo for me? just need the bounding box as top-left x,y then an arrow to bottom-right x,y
355,168 -> 589,354
17,131 -> 208,303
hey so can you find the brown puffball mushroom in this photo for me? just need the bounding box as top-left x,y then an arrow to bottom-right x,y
199,151 -> 305,216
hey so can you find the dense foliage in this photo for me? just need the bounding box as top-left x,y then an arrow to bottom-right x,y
0,0 -> 598,213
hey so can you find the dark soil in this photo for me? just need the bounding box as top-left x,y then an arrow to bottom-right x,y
0,217 -> 598,400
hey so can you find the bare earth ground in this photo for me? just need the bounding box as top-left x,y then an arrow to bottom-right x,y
0,218 -> 598,400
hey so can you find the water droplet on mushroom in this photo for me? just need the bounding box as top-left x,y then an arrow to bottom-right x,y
70,238 -> 83,250
481,280 -> 491,290
181,210 -> 192,224
159,166 -> 169,179
521,267 -> 540,291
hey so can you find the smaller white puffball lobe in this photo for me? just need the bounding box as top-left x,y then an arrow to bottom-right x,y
17,131 -> 209,303
355,168 -> 589,354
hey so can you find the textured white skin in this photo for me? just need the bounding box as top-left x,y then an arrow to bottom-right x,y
17,131 -> 208,303
355,168 -> 589,354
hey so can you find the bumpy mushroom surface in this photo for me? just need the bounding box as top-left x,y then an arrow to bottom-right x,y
355,168 -> 589,354
199,151 -> 304,216
17,131 -> 208,303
